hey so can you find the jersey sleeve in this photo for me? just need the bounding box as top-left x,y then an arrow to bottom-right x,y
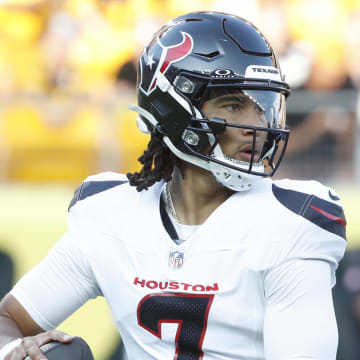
263,259 -> 338,360
254,180 -> 347,286
11,232 -> 102,330
9,173 -> 126,330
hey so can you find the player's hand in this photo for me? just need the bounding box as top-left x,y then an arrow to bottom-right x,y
4,330 -> 72,360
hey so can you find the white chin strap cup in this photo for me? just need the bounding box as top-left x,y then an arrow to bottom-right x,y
208,161 -> 263,191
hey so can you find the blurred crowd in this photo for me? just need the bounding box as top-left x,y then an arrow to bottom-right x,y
0,0 -> 359,94
0,0 -> 359,182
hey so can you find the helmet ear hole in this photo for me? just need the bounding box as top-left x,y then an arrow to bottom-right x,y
151,99 -> 171,118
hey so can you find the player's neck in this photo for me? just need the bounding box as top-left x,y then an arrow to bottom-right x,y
168,166 -> 233,225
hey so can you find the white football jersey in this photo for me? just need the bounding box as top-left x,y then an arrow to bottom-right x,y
11,172 -> 346,360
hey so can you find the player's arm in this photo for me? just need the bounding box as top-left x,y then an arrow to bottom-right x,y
263,259 -> 337,360
0,232 -> 100,360
0,294 -> 72,360
0,177 -> 110,360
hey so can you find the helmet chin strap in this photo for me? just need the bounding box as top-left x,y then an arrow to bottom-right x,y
209,143 -> 264,191
163,136 -> 263,192
209,161 -> 263,191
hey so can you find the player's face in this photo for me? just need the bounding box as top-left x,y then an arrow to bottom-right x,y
201,92 -> 268,163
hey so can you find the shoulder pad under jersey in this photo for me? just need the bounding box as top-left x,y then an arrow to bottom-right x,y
68,172 -> 128,211
272,179 -> 346,240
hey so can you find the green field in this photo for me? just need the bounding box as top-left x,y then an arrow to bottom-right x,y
0,183 -> 359,358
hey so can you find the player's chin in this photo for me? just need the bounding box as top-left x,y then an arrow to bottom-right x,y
25,337 -> 94,360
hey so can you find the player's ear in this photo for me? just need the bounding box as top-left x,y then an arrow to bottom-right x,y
25,337 -> 94,360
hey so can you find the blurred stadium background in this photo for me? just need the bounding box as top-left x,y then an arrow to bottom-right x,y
0,0 -> 359,359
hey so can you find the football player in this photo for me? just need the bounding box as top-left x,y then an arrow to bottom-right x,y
0,12 -> 346,360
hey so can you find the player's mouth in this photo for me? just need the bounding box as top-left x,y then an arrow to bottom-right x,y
238,144 -> 260,162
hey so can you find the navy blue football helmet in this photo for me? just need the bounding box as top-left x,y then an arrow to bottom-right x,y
130,11 -> 290,191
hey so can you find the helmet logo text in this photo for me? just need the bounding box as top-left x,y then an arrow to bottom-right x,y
251,67 -> 278,74
245,65 -> 282,82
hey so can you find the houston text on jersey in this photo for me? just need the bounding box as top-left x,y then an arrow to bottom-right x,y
133,277 -> 219,292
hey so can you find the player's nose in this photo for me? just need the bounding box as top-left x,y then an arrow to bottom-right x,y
238,111 -> 266,136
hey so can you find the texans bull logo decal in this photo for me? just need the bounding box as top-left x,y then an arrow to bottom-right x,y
139,31 -> 194,95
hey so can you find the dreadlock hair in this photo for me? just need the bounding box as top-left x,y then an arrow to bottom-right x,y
127,130 -> 184,191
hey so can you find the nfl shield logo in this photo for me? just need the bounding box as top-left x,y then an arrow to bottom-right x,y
168,250 -> 184,270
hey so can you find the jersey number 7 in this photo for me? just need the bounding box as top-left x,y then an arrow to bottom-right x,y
137,293 -> 214,359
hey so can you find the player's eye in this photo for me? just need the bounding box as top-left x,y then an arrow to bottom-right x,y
224,103 -> 244,112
